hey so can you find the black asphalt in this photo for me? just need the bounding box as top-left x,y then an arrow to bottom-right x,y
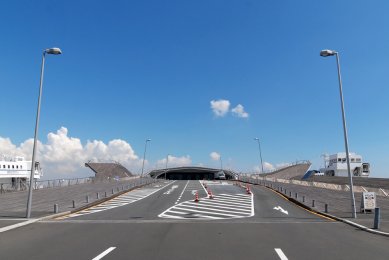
0,180 -> 388,260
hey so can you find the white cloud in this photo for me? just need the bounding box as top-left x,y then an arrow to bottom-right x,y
231,104 -> 249,118
210,152 -> 221,161
156,155 -> 192,168
210,99 -> 230,117
0,127 -> 143,179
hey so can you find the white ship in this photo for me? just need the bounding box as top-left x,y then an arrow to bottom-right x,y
0,155 -> 42,188
320,152 -> 370,177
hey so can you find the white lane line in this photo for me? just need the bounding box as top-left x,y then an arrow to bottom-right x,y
200,180 -> 209,194
274,248 -> 288,260
92,247 -> 116,260
175,180 -> 190,204
0,219 -> 40,233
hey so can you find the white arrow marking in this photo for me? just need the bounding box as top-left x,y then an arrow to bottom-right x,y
273,206 -> 288,215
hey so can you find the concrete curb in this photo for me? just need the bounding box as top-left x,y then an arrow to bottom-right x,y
239,180 -> 389,237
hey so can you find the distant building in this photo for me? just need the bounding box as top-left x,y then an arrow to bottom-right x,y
85,162 -> 133,180
0,155 -> 42,189
320,152 -> 370,177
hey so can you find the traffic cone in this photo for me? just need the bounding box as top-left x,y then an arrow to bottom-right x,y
246,185 -> 251,194
209,191 -> 214,199
194,191 -> 199,202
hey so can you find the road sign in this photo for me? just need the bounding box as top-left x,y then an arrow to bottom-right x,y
360,192 -> 376,213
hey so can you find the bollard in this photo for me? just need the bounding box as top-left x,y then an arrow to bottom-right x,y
72,200 -> 76,208
374,207 -> 380,229
303,196 -> 305,203
289,191 -> 292,197
112,189 -> 114,194
295,193 -> 298,199
280,187 -> 283,192
312,200 -> 315,207
97,193 -> 100,199
117,187 -> 120,192
54,204 -> 59,214
86,195 -> 89,203
325,204 -> 328,213
270,183 -> 273,188
105,191 -> 107,197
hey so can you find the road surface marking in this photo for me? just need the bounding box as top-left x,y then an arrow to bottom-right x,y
159,193 -> 254,220
0,219 -> 40,233
92,247 -> 116,260
274,206 -> 288,215
274,248 -> 288,260
164,185 -> 178,195
57,181 -> 175,219
175,180 -> 190,204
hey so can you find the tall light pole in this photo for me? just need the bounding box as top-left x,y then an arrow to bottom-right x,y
219,156 -> 223,170
254,138 -> 264,173
165,154 -> 170,179
141,139 -> 151,177
26,47 -> 62,218
320,49 -> 357,218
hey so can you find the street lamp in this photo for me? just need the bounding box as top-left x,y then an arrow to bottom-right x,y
219,156 -> 223,170
141,139 -> 151,177
165,154 -> 170,179
26,47 -> 62,218
254,138 -> 264,173
320,49 -> 357,219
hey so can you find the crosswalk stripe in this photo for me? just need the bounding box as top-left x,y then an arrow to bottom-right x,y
176,204 -> 249,215
159,193 -> 254,220
58,181 -> 175,220
172,206 -> 244,217
191,200 -> 251,209
183,201 -> 252,212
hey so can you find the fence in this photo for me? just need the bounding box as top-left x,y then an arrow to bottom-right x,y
0,176 -> 140,194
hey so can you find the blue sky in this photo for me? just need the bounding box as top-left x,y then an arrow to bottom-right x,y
1,0 -> 389,178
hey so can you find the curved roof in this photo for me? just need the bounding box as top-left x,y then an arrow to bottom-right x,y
149,166 -> 237,179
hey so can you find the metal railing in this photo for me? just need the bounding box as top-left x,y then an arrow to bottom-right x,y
0,176 -> 140,194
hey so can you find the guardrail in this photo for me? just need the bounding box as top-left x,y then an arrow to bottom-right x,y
0,176 -> 141,194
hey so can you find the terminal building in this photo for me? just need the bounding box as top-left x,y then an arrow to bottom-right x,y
149,167 -> 237,180
320,152 -> 370,177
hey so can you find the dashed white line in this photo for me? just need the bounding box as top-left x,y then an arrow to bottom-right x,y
92,247 -> 116,260
274,248 -> 288,260
175,180 -> 190,204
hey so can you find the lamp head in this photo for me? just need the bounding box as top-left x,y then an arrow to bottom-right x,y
45,48 -> 62,55
320,49 -> 336,57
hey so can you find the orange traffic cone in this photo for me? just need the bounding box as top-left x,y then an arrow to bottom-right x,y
194,191 -> 199,202
209,191 -> 214,199
246,185 -> 251,194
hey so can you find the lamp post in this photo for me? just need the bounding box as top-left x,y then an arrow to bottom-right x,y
141,139 -> 151,177
254,138 -> 264,173
165,154 -> 170,179
219,156 -> 223,170
320,49 -> 357,218
26,47 -> 62,218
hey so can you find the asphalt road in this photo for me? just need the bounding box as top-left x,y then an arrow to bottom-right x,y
0,180 -> 388,260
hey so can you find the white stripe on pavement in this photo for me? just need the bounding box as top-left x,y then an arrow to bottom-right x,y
92,247 -> 116,260
274,248 -> 288,260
